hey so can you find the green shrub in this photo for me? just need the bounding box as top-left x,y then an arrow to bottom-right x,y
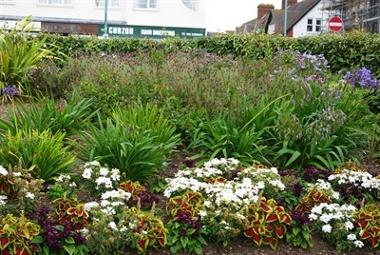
40,32 -> 380,76
0,130 -> 75,180
0,98 -> 95,137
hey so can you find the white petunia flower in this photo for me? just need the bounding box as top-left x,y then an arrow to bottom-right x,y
347,234 -> 356,241
82,168 -> 92,179
25,192 -> 35,200
0,166 -> 8,176
84,202 -> 99,211
0,195 -> 7,206
345,221 -> 354,230
322,224 -> 332,233
99,167 -> 109,176
108,221 -> 118,231
354,240 -> 364,248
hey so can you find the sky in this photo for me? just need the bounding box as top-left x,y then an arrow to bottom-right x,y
205,0 -> 281,32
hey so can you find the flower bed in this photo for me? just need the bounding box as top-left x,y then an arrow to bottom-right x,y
1,158 -> 380,254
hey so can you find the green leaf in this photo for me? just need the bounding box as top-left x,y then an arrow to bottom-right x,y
64,245 -> 76,255
65,236 -> 75,244
31,236 -> 44,244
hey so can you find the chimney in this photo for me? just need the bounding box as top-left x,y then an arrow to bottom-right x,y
282,0 -> 297,10
257,4 -> 275,19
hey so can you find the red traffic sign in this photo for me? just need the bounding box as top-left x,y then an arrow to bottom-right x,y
329,16 -> 343,32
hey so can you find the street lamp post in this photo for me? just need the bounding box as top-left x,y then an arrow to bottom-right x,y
284,0 -> 288,36
104,0 -> 109,37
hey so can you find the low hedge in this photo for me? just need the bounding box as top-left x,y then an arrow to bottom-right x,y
42,31 -> 380,76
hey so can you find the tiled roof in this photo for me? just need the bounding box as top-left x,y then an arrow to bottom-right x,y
236,13 -> 271,34
236,0 -> 321,34
272,0 -> 321,34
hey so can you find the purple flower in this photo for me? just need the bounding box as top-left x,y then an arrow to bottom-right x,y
2,85 -> 19,96
344,68 -> 378,89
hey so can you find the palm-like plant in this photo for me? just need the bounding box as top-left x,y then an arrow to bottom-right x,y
0,18 -> 55,93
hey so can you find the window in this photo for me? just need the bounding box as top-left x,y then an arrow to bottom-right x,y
307,18 -> 313,32
38,0 -> 72,5
95,0 -> 119,8
315,18 -> 322,32
134,0 -> 157,9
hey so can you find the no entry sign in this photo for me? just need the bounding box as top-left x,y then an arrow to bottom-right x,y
329,16 -> 343,32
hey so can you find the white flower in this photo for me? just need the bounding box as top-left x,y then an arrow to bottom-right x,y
203,201 -> 212,208
69,182 -> 77,188
80,228 -> 89,236
320,214 -> 332,223
347,234 -> 356,241
84,202 -> 99,211
108,221 -> 118,231
13,172 -> 22,177
99,167 -> 109,176
0,166 -> 8,176
322,224 -> 332,233
102,206 -> 116,215
25,192 -> 35,200
82,168 -> 92,179
110,169 -> 120,181
257,181 -> 265,189
309,213 -> 318,221
120,226 -> 128,232
345,221 -> 354,230
84,161 -> 100,168
354,240 -> 364,248
0,195 -> 7,206
199,210 -> 207,217
95,176 -> 113,189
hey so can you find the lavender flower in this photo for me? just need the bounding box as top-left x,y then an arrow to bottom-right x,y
2,85 -> 19,96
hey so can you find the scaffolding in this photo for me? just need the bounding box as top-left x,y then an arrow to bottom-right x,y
322,0 -> 380,33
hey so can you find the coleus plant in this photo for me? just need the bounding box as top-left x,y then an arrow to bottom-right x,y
53,196 -> 89,230
119,206 -> 167,252
242,197 -> 291,249
119,180 -> 159,209
0,214 -> 42,255
295,188 -> 332,214
166,191 -> 204,218
357,204 -> 380,248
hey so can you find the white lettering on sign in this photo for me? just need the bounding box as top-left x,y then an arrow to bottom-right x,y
152,30 -> 175,36
108,26 -> 134,35
181,31 -> 203,37
141,29 -> 152,35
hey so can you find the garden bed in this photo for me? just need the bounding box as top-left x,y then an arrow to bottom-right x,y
0,23 -> 380,254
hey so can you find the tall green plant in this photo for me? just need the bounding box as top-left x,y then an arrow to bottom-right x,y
79,118 -> 168,181
112,104 -> 180,152
0,18 -> 55,92
0,129 -> 75,180
0,98 -> 95,137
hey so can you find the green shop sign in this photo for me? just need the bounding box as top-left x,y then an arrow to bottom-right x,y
99,24 -> 206,38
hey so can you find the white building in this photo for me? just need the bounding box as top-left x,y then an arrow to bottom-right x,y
237,0 -> 330,38
0,0 -> 206,38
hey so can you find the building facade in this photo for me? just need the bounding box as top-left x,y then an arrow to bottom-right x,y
322,0 -> 380,33
0,0 -> 206,38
